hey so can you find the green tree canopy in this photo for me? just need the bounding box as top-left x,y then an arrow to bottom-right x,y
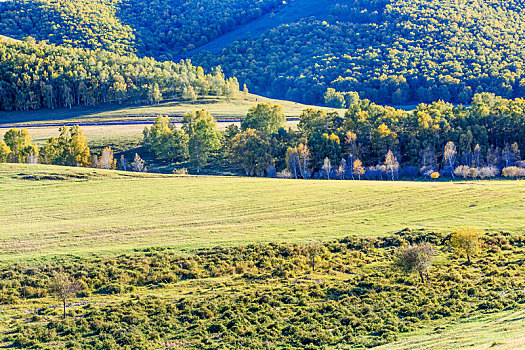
241,103 -> 285,134
183,109 -> 222,172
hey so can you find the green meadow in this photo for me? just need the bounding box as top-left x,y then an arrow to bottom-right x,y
1,163 -> 524,262
0,94 -> 342,126
0,164 -> 524,349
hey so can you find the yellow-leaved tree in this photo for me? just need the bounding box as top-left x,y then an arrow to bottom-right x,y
449,227 -> 480,264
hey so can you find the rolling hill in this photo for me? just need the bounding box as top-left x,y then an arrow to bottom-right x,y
1,163 -> 524,261
0,164 -> 523,349
0,0 -> 283,59
193,0 -> 525,104
3,0 -> 525,107
1,1 -> 525,348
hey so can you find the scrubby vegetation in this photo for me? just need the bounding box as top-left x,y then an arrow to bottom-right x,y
2,230 -> 524,348
194,0 -> 525,104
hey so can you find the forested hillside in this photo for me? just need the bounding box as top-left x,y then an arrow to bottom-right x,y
0,0 -> 282,60
0,39 -> 237,111
2,0 -> 525,106
194,0 -> 525,104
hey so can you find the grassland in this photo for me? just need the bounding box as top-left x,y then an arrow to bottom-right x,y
0,93 -> 326,152
1,163 -> 524,262
0,94 -> 342,126
378,309 -> 525,350
0,164 -> 524,349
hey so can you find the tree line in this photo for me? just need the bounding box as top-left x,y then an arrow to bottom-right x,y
141,93 -> 525,179
2,93 -> 524,180
0,125 -> 147,172
0,38 -> 237,111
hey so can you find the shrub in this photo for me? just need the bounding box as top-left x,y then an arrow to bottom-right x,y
502,166 -> 525,178
479,166 -> 498,179
172,168 -> 189,175
276,170 -> 293,179
394,243 -> 436,283
454,166 -> 479,179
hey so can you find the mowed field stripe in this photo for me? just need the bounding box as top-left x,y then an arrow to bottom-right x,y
0,164 -> 524,261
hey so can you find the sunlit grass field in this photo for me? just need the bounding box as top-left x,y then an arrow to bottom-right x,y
0,93 -> 342,126
1,163 -> 524,262
377,308 -> 525,350
0,93 -> 317,152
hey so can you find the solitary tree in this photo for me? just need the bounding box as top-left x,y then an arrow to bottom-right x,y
297,143 -> 311,179
183,109 -> 222,172
148,83 -> 162,105
241,103 -> 285,134
146,116 -> 189,162
49,272 -> 82,319
337,158 -> 347,179
353,158 -> 365,180
182,85 -> 197,103
96,147 -> 116,169
0,140 -> 10,162
394,243 -> 436,283
449,227 -> 480,264
131,153 -> 147,172
322,157 -> 332,179
384,150 -> 399,181
286,147 -> 300,179
3,128 -> 34,163
228,128 -> 272,176
444,141 -> 457,178
472,144 -> 481,168
56,125 -> 91,167
120,155 -> 127,171
306,243 -> 323,271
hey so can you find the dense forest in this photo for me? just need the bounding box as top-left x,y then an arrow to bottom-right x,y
145,93 -> 522,179
0,39 -> 237,111
2,0 -> 525,106
194,0 -> 525,104
0,0 -> 282,60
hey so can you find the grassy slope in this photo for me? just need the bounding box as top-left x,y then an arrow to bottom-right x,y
0,34 -> 18,42
1,163 -> 524,262
0,94 -> 343,126
0,94 -> 337,148
377,309 -> 525,350
185,0 -> 330,56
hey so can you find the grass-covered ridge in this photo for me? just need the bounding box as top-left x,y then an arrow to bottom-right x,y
2,231 -> 524,348
0,164 -> 524,261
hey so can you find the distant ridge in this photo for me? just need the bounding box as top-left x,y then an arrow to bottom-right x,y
0,34 -> 18,42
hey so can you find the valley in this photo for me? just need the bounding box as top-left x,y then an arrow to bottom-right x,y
0,0 -> 525,348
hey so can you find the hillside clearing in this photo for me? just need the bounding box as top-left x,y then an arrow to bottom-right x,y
0,94 -> 342,126
0,163 -> 524,262
185,0 -> 330,57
